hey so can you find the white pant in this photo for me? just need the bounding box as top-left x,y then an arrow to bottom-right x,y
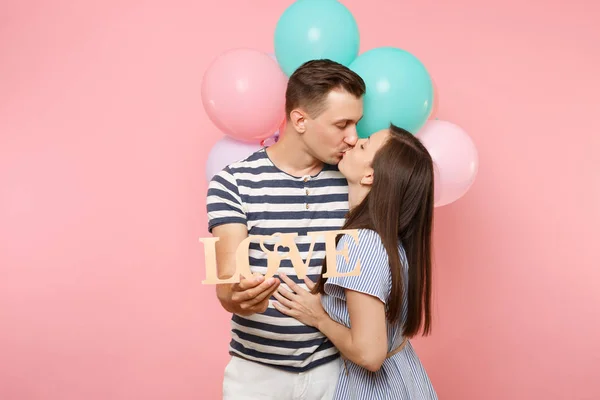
222,356 -> 341,400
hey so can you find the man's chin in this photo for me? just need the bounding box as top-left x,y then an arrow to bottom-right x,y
314,152 -> 342,165
322,156 -> 341,165
332,156 -> 343,165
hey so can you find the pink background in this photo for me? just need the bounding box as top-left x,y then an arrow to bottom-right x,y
1,0 -> 598,399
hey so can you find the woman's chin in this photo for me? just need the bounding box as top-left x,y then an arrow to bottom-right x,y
337,159 -> 347,175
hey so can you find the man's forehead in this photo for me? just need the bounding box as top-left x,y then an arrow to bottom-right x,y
321,92 -> 363,119
323,88 -> 361,105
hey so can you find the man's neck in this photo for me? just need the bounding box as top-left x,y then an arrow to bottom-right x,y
265,128 -> 324,177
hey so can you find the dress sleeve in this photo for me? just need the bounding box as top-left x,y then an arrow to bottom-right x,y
324,229 -> 391,304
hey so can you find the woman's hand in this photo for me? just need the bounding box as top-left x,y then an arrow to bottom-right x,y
272,273 -> 327,328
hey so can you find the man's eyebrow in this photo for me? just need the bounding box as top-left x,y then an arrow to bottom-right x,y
334,118 -> 350,124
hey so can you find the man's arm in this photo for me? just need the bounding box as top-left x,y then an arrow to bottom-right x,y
212,223 -> 280,316
206,167 -> 280,316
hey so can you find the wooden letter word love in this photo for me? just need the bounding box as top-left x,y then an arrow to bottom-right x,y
199,229 -> 362,284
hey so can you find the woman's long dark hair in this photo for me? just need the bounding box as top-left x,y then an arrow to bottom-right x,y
312,124 -> 435,337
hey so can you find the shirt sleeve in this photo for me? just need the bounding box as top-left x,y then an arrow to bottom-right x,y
324,229 -> 391,304
206,167 -> 247,232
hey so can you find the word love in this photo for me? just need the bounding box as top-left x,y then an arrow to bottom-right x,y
199,229 -> 362,284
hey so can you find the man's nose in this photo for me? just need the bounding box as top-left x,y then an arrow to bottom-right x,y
345,128 -> 358,146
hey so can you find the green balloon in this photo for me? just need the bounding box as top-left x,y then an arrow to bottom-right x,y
349,47 -> 433,138
274,0 -> 360,76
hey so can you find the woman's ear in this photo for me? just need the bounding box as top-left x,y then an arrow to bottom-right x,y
360,167 -> 374,186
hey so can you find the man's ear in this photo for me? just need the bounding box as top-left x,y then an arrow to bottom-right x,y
290,109 -> 307,133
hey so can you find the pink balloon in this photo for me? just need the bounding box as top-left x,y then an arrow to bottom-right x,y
201,48 -> 287,142
416,120 -> 479,207
277,118 -> 287,138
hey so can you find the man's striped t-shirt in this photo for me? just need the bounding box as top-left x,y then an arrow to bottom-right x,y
206,147 -> 349,372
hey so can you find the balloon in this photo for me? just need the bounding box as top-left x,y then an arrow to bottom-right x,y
278,118 -> 287,138
201,48 -> 287,142
349,47 -> 433,138
261,131 -> 280,147
416,120 -> 479,207
274,0 -> 360,76
205,136 -> 263,183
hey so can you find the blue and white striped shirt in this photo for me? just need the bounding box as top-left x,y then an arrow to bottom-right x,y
206,147 -> 349,372
322,229 -> 438,399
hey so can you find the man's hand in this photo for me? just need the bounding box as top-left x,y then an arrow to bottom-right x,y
211,224 -> 281,316
220,272 -> 280,316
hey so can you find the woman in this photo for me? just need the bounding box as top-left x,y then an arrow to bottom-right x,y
273,124 -> 438,399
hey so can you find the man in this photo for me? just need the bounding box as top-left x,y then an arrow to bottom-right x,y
206,59 -> 365,399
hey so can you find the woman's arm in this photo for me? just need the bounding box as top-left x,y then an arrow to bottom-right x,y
318,289 -> 388,372
273,273 -> 388,372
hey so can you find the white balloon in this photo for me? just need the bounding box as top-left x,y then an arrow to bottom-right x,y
205,136 -> 262,183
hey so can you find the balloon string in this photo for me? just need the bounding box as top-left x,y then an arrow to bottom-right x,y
260,132 -> 280,147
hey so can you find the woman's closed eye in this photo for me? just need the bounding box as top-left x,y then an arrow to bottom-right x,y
360,137 -> 370,150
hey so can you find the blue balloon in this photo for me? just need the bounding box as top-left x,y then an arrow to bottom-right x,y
274,0 -> 360,76
349,47 -> 433,138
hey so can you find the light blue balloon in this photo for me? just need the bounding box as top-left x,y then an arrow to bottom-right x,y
349,47 -> 433,138
274,0 -> 360,76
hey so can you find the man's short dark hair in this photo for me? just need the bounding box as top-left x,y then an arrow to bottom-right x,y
285,59 -> 366,119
